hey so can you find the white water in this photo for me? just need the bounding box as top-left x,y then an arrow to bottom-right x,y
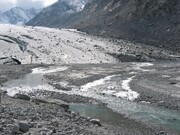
115,76 -> 139,101
2,66 -> 68,96
80,75 -> 116,92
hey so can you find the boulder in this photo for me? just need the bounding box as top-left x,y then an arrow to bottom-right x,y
14,94 -> 31,101
12,124 -> 19,134
90,119 -> 102,126
19,121 -> 29,133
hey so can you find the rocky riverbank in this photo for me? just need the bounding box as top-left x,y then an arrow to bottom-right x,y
1,91 -> 167,135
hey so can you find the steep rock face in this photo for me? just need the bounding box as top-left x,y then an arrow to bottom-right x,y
26,0 -> 92,27
0,7 -> 41,25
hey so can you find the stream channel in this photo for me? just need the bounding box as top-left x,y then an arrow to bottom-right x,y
2,65 -> 180,133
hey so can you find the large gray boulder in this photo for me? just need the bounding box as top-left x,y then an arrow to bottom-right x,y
12,124 -> 19,134
19,121 -> 30,133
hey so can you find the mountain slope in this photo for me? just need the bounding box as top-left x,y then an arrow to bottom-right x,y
27,0 -> 180,52
26,0 -> 92,27
0,7 -> 41,25
67,0 -> 180,52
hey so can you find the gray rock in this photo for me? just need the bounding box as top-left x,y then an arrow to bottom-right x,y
19,121 -> 29,133
90,119 -> 102,126
0,126 -> 2,130
12,124 -> 19,134
37,124 -> 43,128
52,128 -> 56,133
14,94 -> 31,101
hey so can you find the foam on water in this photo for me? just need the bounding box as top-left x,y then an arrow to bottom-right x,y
114,76 -> 139,101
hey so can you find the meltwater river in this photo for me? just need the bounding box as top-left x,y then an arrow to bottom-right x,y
2,64 -> 180,133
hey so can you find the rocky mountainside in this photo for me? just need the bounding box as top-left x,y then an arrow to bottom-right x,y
68,0 -> 180,52
0,7 -> 41,25
27,0 -> 180,53
26,0 -> 92,27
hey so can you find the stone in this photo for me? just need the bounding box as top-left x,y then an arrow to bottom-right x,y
90,119 -> 102,126
37,124 -> 43,128
0,126 -> 3,131
12,124 -> 19,134
52,128 -> 56,133
19,121 -> 30,133
14,94 -> 30,101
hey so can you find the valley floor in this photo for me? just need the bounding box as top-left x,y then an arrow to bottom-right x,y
0,62 -> 180,135
0,24 -> 180,135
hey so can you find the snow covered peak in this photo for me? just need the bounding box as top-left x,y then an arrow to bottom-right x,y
56,0 -> 91,11
0,7 -> 41,25
68,0 -> 91,11
26,0 -> 92,27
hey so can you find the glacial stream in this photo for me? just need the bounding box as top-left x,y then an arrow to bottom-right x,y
2,65 -> 180,133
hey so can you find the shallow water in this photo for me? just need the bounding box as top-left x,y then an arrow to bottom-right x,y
69,103 -> 180,133
69,104 -> 131,126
